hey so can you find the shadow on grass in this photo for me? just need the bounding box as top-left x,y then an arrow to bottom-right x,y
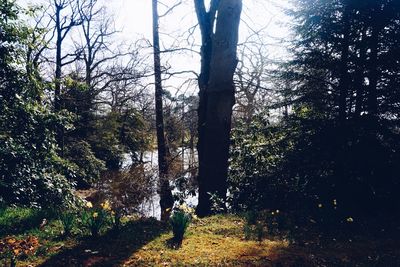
165,237 -> 182,250
38,218 -> 169,267
237,234 -> 400,267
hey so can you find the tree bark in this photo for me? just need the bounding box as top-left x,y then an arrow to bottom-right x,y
52,0 -> 81,156
355,31 -> 366,117
367,27 -> 379,116
338,4 -> 350,122
152,0 -> 174,221
54,4 -> 64,156
195,0 -> 242,216
195,1 -> 218,207
55,6 -> 62,113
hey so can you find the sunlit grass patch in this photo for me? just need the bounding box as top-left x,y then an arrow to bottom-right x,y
126,215 -> 289,266
2,209 -> 399,266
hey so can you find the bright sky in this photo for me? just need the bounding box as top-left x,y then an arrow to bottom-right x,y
106,0 -> 290,39
109,0 -> 291,95
18,0 -> 291,95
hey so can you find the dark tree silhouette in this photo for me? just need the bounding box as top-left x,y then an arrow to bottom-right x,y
194,0 -> 243,216
152,0 -> 174,221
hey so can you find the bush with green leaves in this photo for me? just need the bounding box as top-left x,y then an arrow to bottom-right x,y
244,210 -> 258,225
59,212 -> 75,237
243,224 -> 252,240
64,141 -> 106,188
88,113 -> 126,170
242,211 -> 265,241
169,210 -> 191,245
81,201 -> 112,237
0,1 -> 76,208
229,114 -> 294,212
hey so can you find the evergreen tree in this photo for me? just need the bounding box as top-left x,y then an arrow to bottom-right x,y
229,0 -> 400,215
283,0 -> 400,213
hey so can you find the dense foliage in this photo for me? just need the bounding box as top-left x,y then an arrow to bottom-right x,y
2,0 -> 400,265
229,0 -> 400,218
0,0 -> 157,208
0,1 -> 75,207
62,76 -> 150,186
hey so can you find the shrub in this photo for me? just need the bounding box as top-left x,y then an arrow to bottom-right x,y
81,201 -> 112,237
59,212 -> 75,237
241,210 -> 266,241
169,210 -> 191,246
243,224 -> 252,240
255,223 -> 264,242
0,2 -> 77,208
244,210 -> 258,225
64,141 -> 106,188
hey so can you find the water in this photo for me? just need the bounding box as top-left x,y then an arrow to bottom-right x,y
123,149 -> 198,220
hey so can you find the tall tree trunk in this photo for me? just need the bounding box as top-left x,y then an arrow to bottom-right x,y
335,4 -> 351,203
82,18 -> 93,139
152,0 -> 174,221
195,1 -> 216,214
338,5 -> 350,122
355,33 -> 366,117
367,27 -> 379,116
55,7 -> 62,112
195,0 -> 242,216
55,7 -> 64,156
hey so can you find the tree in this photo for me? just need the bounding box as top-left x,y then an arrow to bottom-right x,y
228,0 -> 400,217
24,4 -> 53,85
277,0 -> 400,213
57,0 -> 149,185
51,0 -> 82,111
49,0 -> 82,156
152,0 -> 174,221
0,0 -> 75,207
234,40 -> 271,123
194,0 -> 243,216
76,0 -> 141,106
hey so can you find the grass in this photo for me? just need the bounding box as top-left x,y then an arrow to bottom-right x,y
0,207 -> 54,238
126,215 -> 289,266
1,207 -> 400,266
0,207 -> 71,266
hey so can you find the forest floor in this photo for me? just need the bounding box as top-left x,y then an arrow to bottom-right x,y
1,208 -> 400,266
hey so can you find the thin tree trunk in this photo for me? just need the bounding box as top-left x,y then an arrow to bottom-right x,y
189,133 -> 196,179
367,27 -> 379,116
182,101 -> 185,173
355,35 -> 366,117
55,8 -> 62,112
338,5 -> 350,122
55,7 -> 64,156
152,0 -> 174,221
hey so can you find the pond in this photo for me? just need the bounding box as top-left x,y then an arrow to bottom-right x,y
122,149 -> 198,220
